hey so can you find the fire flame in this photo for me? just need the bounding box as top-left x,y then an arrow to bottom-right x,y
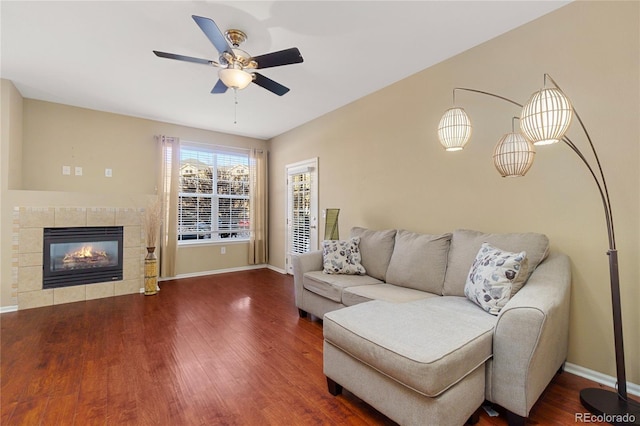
78,246 -> 93,258
63,246 -> 108,263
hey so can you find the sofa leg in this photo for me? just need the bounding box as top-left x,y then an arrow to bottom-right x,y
326,377 -> 342,396
466,407 -> 481,425
298,308 -> 308,318
506,410 -> 527,426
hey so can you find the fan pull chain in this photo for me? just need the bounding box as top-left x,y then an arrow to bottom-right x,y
234,89 -> 238,125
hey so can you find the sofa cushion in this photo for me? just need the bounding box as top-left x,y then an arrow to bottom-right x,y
342,284 -> 439,306
350,227 -> 396,281
385,230 -> 452,293
322,238 -> 366,275
303,271 -> 383,303
464,243 -> 528,315
323,297 -> 496,397
443,229 -> 549,297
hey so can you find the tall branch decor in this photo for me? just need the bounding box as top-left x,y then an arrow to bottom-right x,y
142,199 -> 161,296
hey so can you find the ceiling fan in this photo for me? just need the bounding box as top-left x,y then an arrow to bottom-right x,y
153,15 -> 303,96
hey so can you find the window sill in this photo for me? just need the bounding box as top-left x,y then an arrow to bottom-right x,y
178,239 -> 249,248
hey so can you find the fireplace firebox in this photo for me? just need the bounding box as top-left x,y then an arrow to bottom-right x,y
43,226 -> 124,289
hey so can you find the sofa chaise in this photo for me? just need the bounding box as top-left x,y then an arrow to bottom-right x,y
293,227 -> 571,426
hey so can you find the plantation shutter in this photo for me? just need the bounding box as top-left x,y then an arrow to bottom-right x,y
217,153 -> 250,236
288,167 -> 313,255
178,143 -> 249,242
178,147 -> 214,241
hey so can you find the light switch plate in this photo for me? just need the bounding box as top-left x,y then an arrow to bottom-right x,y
75,166 -> 83,176
62,165 -> 71,175
105,168 -> 112,177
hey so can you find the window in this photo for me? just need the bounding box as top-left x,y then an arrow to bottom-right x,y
178,143 -> 250,243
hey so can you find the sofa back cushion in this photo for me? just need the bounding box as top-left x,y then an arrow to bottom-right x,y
350,227 -> 396,281
443,229 -> 549,296
385,230 -> 452,294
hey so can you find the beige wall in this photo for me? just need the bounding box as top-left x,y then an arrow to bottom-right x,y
1,91 -> 267,307
21,99 -> 266,193
175,242 -> 252,276
22,100 -> 156,193
268,1 -> 639,384
1,80 -> 23,191
1,80 -> 24,307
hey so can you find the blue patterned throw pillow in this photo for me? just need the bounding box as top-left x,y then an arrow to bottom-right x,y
322,237 -> 366,275
464,242 -> 527,315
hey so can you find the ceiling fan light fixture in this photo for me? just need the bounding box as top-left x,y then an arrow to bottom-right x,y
219,68 -> 253,90
155,16 -> 302,96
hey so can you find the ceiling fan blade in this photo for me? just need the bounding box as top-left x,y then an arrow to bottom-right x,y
252,72 -> 290,96
211,79 -> 228,94
153,50 -> 214,66
253,48 -> 303,69
192,15 -> 234,58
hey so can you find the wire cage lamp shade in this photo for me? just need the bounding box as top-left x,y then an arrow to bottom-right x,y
520,87 -> 573,145
493,132 -> 536,177
438,107 -> 472,151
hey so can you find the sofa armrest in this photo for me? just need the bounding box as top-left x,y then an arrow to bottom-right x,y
488,251 -> 571,417
292,250 -> 323,308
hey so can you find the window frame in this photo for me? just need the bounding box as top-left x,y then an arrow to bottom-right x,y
177,142 -> 250,245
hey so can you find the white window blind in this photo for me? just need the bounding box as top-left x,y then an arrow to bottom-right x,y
178,144 -> 250,243
288,171 -> 312,254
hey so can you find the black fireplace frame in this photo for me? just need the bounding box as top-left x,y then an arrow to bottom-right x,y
43,226 -> 124,289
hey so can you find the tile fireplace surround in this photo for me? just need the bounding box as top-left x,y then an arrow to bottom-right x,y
12,207 -> 145,310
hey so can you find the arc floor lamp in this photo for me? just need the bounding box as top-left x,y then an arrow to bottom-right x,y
437,74 -> 639,423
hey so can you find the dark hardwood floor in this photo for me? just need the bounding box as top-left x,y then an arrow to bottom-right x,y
0,269 -> 629,425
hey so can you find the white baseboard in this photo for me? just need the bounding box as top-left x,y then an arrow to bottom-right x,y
565,362 -> 640,397
161,264 -> 268,281
267,264 -> 287,275
0,305 -> 18,314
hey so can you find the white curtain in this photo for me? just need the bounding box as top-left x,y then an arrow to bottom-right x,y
249,148 -> 268,264
156,135 -> 180,278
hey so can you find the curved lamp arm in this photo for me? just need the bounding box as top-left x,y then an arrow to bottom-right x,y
452,80 -> 615,250
544,74 -> 616,250
453,87 -> 523,109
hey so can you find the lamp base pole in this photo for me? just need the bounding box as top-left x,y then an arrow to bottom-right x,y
580,388 -> 640,425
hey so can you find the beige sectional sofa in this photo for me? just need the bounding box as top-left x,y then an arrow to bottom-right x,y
292,227 -> 571,426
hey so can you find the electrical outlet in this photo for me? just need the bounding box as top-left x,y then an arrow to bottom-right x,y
220,246 -> 226,255
105,168 -> 112,177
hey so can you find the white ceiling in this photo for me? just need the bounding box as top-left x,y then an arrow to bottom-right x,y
1,1 -> 570,140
